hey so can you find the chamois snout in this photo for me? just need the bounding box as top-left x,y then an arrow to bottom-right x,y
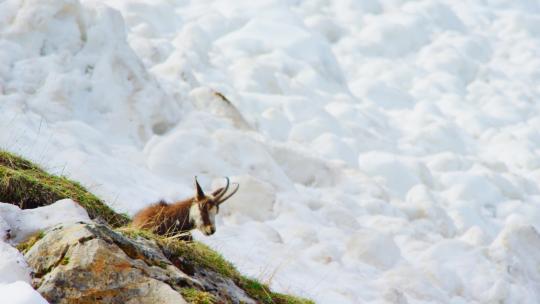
202,225 -> 216,236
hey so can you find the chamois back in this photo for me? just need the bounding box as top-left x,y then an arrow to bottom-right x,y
131,199 -> 193,236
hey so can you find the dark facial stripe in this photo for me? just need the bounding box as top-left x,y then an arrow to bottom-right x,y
200,203 -> 212,226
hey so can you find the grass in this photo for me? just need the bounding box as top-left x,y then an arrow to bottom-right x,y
16,230 -> 45,254
118,227 -> 314,304
167,238 -> 241,279
240,277 -> 313,304
180,288 -> 216,304
0,150 -> 129,227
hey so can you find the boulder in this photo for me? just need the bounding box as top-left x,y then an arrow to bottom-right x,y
24,222 -> 255,304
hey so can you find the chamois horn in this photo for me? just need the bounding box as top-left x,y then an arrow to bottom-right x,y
213,177 -> 230,201
217,183 -> 239,205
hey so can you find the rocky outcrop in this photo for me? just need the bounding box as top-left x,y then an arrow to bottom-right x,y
1,151 -> 311,304
24,222 -> 256,304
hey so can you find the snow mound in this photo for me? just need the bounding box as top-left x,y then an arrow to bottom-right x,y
0,199 -> 90,243
0,281 -> 48,304
0,242 -> 31,284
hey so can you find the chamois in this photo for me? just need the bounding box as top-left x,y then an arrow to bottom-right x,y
131,177 -> 239,238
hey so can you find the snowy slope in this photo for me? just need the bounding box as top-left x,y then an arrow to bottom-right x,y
2,0 -> 540,302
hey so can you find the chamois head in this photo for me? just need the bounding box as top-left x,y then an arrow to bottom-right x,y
191,176 -> 239,236
131,176 -> 239,238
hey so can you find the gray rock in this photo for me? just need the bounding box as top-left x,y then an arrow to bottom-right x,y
24,222 -> 255,304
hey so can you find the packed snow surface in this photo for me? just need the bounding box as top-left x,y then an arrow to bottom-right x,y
0,281 -> 48,304
2,0 -> 540,303
0,200 -> 89,303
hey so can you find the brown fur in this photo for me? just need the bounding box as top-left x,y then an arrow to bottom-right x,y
131,199 -> 195,236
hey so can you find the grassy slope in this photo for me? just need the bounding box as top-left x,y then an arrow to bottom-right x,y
0,151 -> 129,227
2,150 -> 313,304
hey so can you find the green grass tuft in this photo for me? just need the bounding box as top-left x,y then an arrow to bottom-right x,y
61,256 -> 70,265
0,150 -> 129,227
169,240 -> 241,279
16,230 -> 45,254
240,277 -> 314,304
180,288 -> 216,304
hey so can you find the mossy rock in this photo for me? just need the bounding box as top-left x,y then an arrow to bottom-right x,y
119,227 -> 314,304
0,150 -> 128,227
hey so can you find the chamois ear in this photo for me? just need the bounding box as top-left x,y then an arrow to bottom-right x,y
194,176 -> 205,201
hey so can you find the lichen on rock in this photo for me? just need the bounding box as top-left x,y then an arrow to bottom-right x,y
26,223 -> 191,303
24,222 -> 260,304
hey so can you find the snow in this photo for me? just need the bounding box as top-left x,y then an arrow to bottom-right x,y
0,199 -> 90,243
1,0 -> 540,303
0,199 -> 89,303
0,282 -> 48,304
0,241 -> 31,285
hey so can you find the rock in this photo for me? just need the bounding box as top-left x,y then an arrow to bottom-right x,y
190,87 -> 253,130
23,222 -> 256,304
25,223 -> 190,304
191,268 -> 256,303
